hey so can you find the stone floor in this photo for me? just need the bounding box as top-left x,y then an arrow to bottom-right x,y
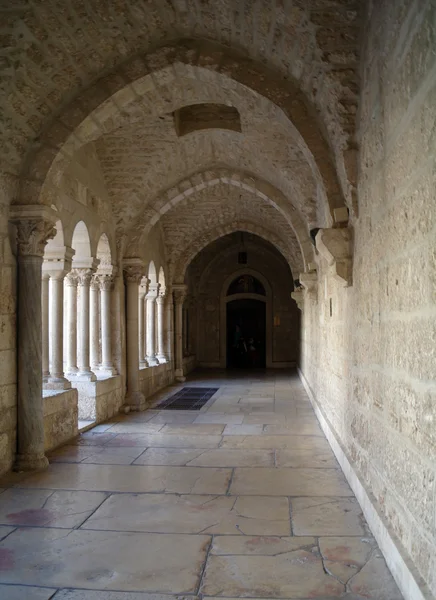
0,370 -> 403,600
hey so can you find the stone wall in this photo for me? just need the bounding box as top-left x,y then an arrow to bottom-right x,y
73,376 -> 123,423
139,363 -> 174,406
43,389 -> 78,452
188,234 -> 299,368
300,1 -> 436,594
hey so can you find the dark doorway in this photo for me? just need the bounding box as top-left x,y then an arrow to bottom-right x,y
226,299 -> 266,368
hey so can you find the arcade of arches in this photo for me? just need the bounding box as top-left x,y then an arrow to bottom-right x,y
0,1 -> 435,599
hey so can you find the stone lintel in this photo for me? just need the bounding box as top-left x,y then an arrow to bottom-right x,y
315,228 -> 353,287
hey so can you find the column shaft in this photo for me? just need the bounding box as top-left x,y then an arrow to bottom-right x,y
76,269 -> 96,381
41,273 -> 50,381
156,294 -> 167,362
47,273 -> 70,388
90,279 -> 100,371
124,264 -> 146,410
100,276 -> 116,375
173,286 -> 187,382
65,273 -> 78,375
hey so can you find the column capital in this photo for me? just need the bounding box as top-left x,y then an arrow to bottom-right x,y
65,271 -> 79,287
173,284 -> 188,305
11,207 -> 57,258
156,292 -> 166,305
73,267 -> 94,286
123,259 -> 145,285
139,277 -> 150,299
98,274 -> 115,291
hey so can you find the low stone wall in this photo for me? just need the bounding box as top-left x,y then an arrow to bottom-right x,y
72,375 -> 123,422
43,388 -> 78,452
139,362 -> 174,406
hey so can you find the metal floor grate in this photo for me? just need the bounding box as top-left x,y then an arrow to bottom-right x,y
157,387 -> 219,410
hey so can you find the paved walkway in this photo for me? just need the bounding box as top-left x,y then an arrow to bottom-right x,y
0,370 -> 402,599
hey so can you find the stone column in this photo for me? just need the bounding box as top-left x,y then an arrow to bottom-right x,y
76,268 -> 96,381
138,278 -> 149,368
173,285 -> 187,382
123,262 -> 146,409
41,273 -> 50,382
46,270 -> 70,389
65,272 -> 79,376
156,292 -> 167,363
99,274 -> 116,376
12,214 -> 56,471
90,276 -> 100,371
146,283 -> 159,366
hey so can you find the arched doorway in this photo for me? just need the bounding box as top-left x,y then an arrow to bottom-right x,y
226,298 -> 266,368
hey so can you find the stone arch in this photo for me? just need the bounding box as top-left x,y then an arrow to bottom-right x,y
219,268 -> 273,369
19,40 -> 346,219
134,167 -> 314,267
174,221 -> 301,283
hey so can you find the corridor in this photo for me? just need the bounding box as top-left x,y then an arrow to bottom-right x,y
0,372 -> 401,599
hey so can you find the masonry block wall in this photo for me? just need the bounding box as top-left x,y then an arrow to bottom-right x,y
301,1 -> 436,593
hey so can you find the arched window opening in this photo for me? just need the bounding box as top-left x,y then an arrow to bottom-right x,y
227,274 -> 266,296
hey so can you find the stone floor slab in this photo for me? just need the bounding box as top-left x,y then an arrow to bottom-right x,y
187,448 -> 274,467
0,526 -> 15,541
148,413 -> 197,424
230,467 -> 353,496
348,554 -> 403,599
105,434 -> 222,448
81,447 -> 146,465
318,536 -> 376,583
13,463 -> 231,494
101,424 -> 164,434
0,585 -> 57,599
202,537 -> 344,598
275,447 -> 339,469
221,434 -> 332,450
222,424 -> 264,436
54,592 -> 198,600
133,448 -> 204,466
82,493 -> 290,535
0,528 -> 210,593
159,424 -> 225,436
291,497 -> 366,535
264,423 -> 323,436
193,414 -> 244,425
0,489 -> 107,528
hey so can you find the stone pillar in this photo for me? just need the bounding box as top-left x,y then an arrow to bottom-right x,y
99,274 -> 116,376
138,278 -> 149,368
46,270 -> 70,389
65,272 -> 79,376
156,292 -> 167,363
123,261 -> 146,409
41,273 -> 50,382
11,212 -> 56,471
76,268 -> 96,381
146,283 -> 159,366
173,285 -> 187,382
90,276 -> 100,371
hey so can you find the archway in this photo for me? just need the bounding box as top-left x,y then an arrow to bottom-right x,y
226,299 -> 266,369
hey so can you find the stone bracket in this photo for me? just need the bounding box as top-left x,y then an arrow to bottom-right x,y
291,289 -> 304,311
299,272 -> 318,293
315,228 -> 353,287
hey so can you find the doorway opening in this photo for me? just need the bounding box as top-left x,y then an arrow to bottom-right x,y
226,299 -> 266,368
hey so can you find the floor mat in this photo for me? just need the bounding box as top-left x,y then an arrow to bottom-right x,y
157,387 -> 219,410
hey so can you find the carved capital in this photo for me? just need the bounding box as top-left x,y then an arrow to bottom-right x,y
123,266 -> 144,285
15,219 -> 56,258
156,293 -> 166,305
291,290 -> 304,311
315,228 -> 353,287
74,268 -> 93,286
173,284 -> 188,305
98,274 -> 114,291
65,271 -> 79,287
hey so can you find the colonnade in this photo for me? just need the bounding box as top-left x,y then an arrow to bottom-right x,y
9,210 -> 187,471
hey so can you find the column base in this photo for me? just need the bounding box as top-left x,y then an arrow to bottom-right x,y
44,376 -> 72,390
139,359 -> 149,369
125,390 -> 146,411
66,368 -> 78,377
175,369 -> 186,383
147,357 -> 159,366
14,453 -> 49,472
157,354 -> 168,363
99,366 -> 117,377
75,370 -> 97,382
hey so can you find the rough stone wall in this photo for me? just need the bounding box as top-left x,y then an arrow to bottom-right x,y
0,176 -> 17,475
189,234 -> 299,367
301,1 -> 436,594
